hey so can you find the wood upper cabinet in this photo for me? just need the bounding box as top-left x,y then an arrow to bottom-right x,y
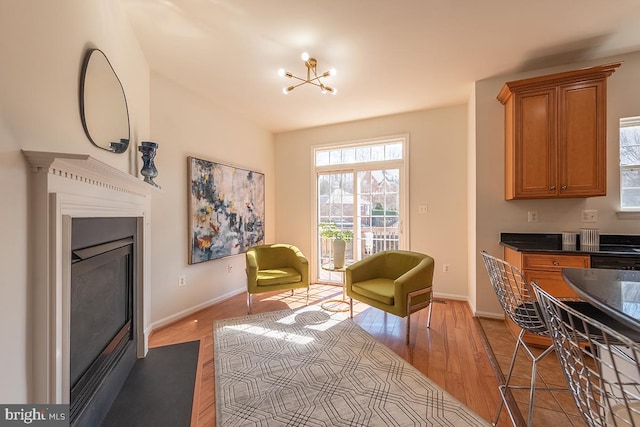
498,62 -> 621,200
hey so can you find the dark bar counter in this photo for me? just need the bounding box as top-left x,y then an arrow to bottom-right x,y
500,232 -> 640,256
562,268 -> 640,333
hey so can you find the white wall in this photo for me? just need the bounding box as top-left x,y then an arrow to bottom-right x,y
466,86 -> 479,312
474,51 -> 640,316
274,106 -> 469,300
148,73 -> 275,326
0,1 -> 149,402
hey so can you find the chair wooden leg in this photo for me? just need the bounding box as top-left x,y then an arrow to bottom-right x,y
406,312 -> 411,345
349,298 -> 353,318
427,295 -> 433,328
306,287 -> 309,306
247,293 -> 252,314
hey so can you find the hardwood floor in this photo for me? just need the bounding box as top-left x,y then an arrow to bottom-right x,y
149,284 -> 511,426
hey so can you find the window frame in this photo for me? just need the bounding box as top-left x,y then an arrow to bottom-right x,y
310,135 -> 410,282
619,116 -> 640,212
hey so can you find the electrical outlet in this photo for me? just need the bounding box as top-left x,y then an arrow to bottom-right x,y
227,264 -> 233,273
582,210 -> 598,222
527,211 -> 539,223
443,264 -> 450,273
178,275 -> 186,287
418,204 -> 429,214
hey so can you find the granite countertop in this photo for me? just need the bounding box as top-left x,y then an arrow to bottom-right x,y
563,268 -> 640,332
500,233 -> 640,256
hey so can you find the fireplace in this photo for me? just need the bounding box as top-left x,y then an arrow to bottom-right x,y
70,217 -> 137,426
22,151 -> 153,411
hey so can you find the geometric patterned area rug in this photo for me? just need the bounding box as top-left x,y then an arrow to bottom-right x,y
214,306 -> 490,426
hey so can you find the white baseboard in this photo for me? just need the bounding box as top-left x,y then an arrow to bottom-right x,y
432,293 -> 504,319
149,288 -> 246,332
474,310 -> 505,320
432,292 -> 467,302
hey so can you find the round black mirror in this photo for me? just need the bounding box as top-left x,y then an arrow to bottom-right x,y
79,49 -> 130,153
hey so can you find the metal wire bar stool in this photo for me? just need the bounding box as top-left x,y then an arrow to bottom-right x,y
481,251 -> 569,426
533,283 -> 640,427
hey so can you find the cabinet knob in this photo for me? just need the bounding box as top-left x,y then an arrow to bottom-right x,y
553,260 -> 559,266
550,185 -> 556,190
561,185 -> 567,191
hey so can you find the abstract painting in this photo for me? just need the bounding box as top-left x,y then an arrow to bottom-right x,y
188,156 -> 265,264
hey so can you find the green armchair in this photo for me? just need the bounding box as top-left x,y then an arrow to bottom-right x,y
245,244 -> 309,314
346,250 -> 435,344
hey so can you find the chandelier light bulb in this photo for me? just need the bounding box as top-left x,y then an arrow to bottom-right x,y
301,52 -> 310,61
278,68 -> 285,77
329,68 -> 337,77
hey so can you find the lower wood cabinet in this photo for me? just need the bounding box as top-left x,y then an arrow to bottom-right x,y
503,247 -> 590,346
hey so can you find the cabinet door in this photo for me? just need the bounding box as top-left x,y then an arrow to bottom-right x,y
524,269 -> 579,298
557,79 -> 607,197
512,88 -> 557,198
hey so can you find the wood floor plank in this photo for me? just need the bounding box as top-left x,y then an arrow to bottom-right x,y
149,284 -> 509,426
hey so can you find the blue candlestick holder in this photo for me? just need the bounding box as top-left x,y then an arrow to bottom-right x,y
139,141 -> 160,188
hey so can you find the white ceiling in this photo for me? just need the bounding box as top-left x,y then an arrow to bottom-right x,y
121,0 -> 640,133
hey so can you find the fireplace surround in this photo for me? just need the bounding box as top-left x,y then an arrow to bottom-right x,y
22,151 -> 154,415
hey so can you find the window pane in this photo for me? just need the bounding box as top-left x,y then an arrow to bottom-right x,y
621,125 -> 640,166
622,187 -> 640,209
359,169 -> 400,256
316,151 -> 330,166
622,169 -> 640,187
317,172 -> 354,282
329,150 -> 341,165
314,140 -> 404,166
622,169 -> 640,209
371,145 -> 384,161
385,143 -> 403,160
355,146 -> 370,163
342,148 -> 356,164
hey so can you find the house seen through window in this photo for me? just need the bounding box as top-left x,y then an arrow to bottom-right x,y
620,117 -> 640,210
314,137 -> 408,284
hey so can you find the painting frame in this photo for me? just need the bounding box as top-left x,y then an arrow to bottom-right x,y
188,156 -> 265,264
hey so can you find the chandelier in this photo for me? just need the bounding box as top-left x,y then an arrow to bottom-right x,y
278,52 -> 337,95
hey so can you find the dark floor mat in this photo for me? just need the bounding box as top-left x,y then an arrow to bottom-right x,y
101,340 -> 200,427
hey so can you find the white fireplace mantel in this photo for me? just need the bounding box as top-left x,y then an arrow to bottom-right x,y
23,150 -> 154,404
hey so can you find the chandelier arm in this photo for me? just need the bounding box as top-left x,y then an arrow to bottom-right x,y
305,80 -> 324,88
287,74 -> 308,83
308,75 -> 329,84
288,74 -> 330,86
290,80 -> 310,90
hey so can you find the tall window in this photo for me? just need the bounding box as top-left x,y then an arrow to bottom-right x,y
314,136 -> 408,283
620,117 -> 640,210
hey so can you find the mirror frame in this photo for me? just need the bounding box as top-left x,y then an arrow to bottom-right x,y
79,48 -> 131,154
